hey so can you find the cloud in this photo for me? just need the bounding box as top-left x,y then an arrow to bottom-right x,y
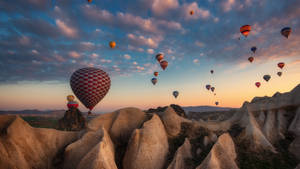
31,49 -> 39,55
128,45 -> 144,52
80,41 -> 95,50
127,33 -> 163,48
193,59 -> 199,64
136,66 -> 145,70
124,54 -> 131,60
152,0 -> 179,16
147,49 -> 155,54
55,19 -> 78,38
90,53 -> 99,59
19,36 -> 30,45
222,0 -> 235,12
182,2 -> 211,20
68,51 -> 80,58
195,41 -> 205,47
133,61 -> 138,65
100,59 -> 112,63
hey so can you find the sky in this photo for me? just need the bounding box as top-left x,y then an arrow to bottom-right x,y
0,0 -> 300,113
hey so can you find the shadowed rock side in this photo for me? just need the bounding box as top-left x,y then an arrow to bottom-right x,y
58,107 -> 87,131
196,133 -> 239,169
0,115 -> 78,169
167,138 -> 192,169
123,114 -> 169,169
146,104 -> 187,118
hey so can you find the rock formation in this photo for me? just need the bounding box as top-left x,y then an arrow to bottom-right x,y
58,107 -> 87,131
167,138 -> 192,169
0,115 -> 78,169
123,114 -> 169,169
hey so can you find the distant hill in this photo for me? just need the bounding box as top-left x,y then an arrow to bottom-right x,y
0,109 -> 65,117
182,105 -> 236,114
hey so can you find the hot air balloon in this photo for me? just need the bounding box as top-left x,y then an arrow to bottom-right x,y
67,95 -> 75,102
173,91 -> 179,98
109,41 -> 116,48
251,46 -> 257,53
190,10 -> 194,15
240,25 -> 251,37
156,53 -> 164,62
206,84 -> 211,90
214,93 -> 216,96
151,78 -> 157,85
210,70 -> 214,74
211,87 -> 215,92
160,60 -> 168,70
277,72 -> 282,77
215,101 -> 219,106
248,57 -> 254,63
255,82 -> 261,88
278,62 -> 285,69
154,72 -> 159,77
281,27 -> 291,38
87,0 -> 92,3
263,75 -> 271,82
70,67 -> 111,114
67,101 -> 79,109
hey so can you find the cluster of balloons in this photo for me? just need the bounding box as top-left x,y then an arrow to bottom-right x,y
205,70 -> 218,105
240,25 -> 290,88
66,95 -> 79,109
151,53 -> 169,85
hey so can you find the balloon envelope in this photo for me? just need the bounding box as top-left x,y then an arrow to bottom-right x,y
278,62 -> 285,69
263,75 -> 271,82
160,60 -> 168,70
70,67 -> 111,111
173,91 -> 179,98
154,72 -> 159,77
281,27 -> 291,38
190,10 -> 194,15
248,57 -> 254,63
255,82 -> 261,88
240,25 -> 251,37
156,53 -> 164,62
251,46 -> 257,53
151,78 -> 157,85
215,102 -> 219,106
67,95 -> 75,101
109,41 -> 116,48
277,72 -> 282,77
210,70 -> 214,74
206,84 -> 211,90
211,87 -> 215,92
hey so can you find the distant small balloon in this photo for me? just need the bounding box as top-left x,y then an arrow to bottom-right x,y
281,27 -> 291,38
240,25 -> 251,37
173,91 -> 179,98
206,84 -> 211,90
251,46 -> 257,53
215,101 -> 219,106
156,53 -> 164,62
263,75 -> 271,82
151,78 -> 157,85
160,60 -> 168,70
154,72 -> 159,77
255,82 -> 261,88
109,41 -> 116,48
277,72 -> 282,77
190,10 -> 194,15
67,95 -> 75,102
87,0 -> 92,3
277,62 -> 285,69
210,70 -> 214,74
211,87 -> 215,92
248,57 -> 254,63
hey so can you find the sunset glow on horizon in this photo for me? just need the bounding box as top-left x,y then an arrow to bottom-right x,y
0,0 -> 299,113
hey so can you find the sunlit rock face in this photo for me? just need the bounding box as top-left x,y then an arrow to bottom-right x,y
0,115 -> 78,169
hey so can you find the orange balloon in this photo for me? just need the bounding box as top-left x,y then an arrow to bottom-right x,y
154,72 -> 159,77
87,0 -> 92,3
109,41 -> 116,48
240,25 -> 251,37
156,53 -> 164,62
190,10 -> 194,15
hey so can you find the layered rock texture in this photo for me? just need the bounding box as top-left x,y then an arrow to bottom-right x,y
58,107 -> 87,131
0,84 -> 300,169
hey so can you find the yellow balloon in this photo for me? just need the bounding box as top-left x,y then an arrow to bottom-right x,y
67,95 -> 75,101
109,41 -> 116,48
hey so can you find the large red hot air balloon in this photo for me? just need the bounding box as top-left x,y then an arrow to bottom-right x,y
160,60 -> 168,70
70,67 -> 111,114
255,82 -> 261,88
277,62 -> 285,69
240,25 -> 251,37
156,53 -> 164,62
